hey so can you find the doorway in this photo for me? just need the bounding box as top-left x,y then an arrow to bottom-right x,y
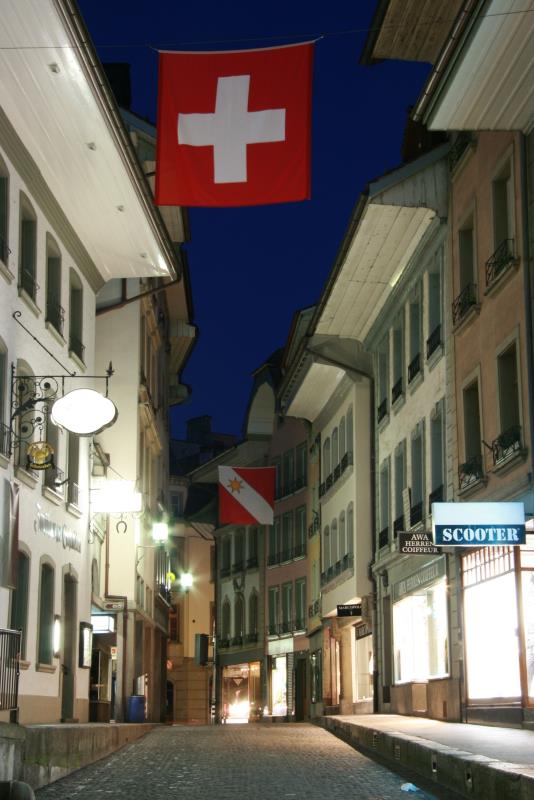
61,573 -> 78,721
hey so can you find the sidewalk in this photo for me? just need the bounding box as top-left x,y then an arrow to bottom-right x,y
319,714 -> 534,799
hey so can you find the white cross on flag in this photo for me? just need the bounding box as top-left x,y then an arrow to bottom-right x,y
218,466 -> 275,525
155,43 -> 314,207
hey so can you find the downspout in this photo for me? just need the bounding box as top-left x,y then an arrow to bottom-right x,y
105,517 -> 129,721
519,134 -> 534,494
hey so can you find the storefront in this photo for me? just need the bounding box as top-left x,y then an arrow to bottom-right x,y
221,661 -> 261,722
354,622 -> 373,710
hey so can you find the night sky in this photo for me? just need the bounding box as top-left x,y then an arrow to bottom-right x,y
77,1 -> 430,439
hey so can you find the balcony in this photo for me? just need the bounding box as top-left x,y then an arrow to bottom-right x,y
46,301 -> 65,336
19,268 -> 38,300
319,453 -> 353,500
245,632 -> 258,644
459,454 -> 484,491
452,283 -> 477,326
279,548 -> 292,563
325,474 -> 333,492
486,239 -> 517,288
426,324 -> 442,359
294,618 -> 306,632
293,541 -> 306,558
218,637 -> 230,649
69,334 -> 85,364
231,635 -> 244,647
408,353 -> 421,384
492,425 -> 522,466
410,501 -> 423,527
392,377 -> 403,404
267,623 -> 279,636
341,553 -> 353,572
393,516 -> 404,537
377,398 -> 388,424
267,552 -> 280,567
428,484 -> 444,514
378,526 -> 389,549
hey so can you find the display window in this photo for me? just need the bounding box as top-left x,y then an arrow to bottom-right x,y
221,661 -> 261,723
354,626 -> 373,700
270,655 -> 287,716
393,576 -> 448,683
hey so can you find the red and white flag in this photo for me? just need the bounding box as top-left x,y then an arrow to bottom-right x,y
218,466 -> 275,525
155,42 -> 314,207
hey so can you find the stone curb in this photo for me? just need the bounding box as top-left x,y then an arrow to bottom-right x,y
318,716 -> 534,800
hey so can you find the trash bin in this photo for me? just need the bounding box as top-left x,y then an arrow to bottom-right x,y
127,694 -> 145,723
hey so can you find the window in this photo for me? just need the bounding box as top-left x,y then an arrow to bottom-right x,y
222,599 -> 231,640
392,312 -> 404,403
332,427 -> 339,470
379,459 -> 390,547
408,283 -> 422,383
0,343 -> 7,455
347,503 -> 354,555
492,160 -> 514,255
38,562 -> 54,664
248,527 -> 258,567
430,401 -> 445,509
69,269 -> 84,363
295,578 -> 306,630
339,512 -> 346,558
67,432 -> 80,506
281,512 -> 293,561
294,506 -> 306,558
10,551 -> 30,659
296,443 -> 307,489
322,526 -> 330,570
283,449 -> 294,495
170,491 -> 183,520
44,419 -> 61,491
282,582 -> 293,633
45,236 -> 63,336
19,194 -> 37,300
394,441 -> 406,533
269,518 -> 280,565
496,342 -> 521,463
377,335 -> 389,421
427,250 -> 443,358
322,437 -> 331,479
393,576 -> 448,682
461,379 -> 483,488
0,156 -> 9,263
248,592 -> 258,637
346,407 -> 353,455
331,519 -> 338,567
273,458 -> 281,499
454,216 -> 477,324
410,422 -> 425,526
234,528 -> 245,570
234,596 -> 244,641
222,536 -> 231,573
268,586 -> 279,635
339,416 -> 346,457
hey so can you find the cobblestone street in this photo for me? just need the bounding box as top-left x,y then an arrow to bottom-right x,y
35,723 -> 451,800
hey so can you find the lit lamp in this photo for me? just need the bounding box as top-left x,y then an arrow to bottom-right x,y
151,521 -> 169,543
53,615 -> 61,658
51,388 -> 118,436
180,572 -> 193,591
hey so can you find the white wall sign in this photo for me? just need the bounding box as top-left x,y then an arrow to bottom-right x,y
432,502 -> 525,546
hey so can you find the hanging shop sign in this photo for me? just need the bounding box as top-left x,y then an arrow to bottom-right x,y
399,531 -> 441,554
432,502 -> 525,546
355,622 -> 372,640
337,603 -> 362,617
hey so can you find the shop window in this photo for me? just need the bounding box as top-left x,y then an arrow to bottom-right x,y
0,156 -> 9,263
355,629 -> 373,701
268,586 -> 279,635
45,235 -> 63,336
281,511 -> 293,561
427,250 -> 443,359
393,575 -> 448,682
19,194 -> 37,300
69,269 -> 84,363
281,582 -> 292,633
410,422 -> 425,527
295,578 -> 306,630
37,562 -> 55,665
10,551 -> 30,659
408,282 -> 422,383
392,311 -> 404,403
377,334 -> 389,421
294,506 -> 306,558
430,400 -> 445,510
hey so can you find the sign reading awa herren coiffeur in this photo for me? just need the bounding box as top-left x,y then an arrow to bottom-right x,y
432,502 -> 525,546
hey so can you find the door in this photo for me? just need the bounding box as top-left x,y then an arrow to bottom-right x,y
61,574 -> 77,721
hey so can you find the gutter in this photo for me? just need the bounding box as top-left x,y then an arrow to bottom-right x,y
54,0 -> 180,281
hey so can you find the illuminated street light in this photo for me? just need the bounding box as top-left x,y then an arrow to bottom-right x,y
180,572 -> 193,590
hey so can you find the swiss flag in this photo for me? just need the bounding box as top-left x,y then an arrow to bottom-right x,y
218,466 -> 275,525
155,42 -> 314,207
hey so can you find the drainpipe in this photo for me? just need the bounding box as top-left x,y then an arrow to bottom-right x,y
519,134 -> 534,495
104,517 -> 129,721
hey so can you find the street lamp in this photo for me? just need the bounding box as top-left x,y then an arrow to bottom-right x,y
179,572 -> 193,591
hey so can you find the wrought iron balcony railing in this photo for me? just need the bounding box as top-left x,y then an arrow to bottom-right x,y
267,553 -> 280,567
293,541 -> 306,558
486,239 -> 517,287
341,451 -> 353,471
408,353 -> 421,383
410,501 -> 423,527
378,526 -> 389,549
426,324 -> 442,359
452,283 -> 477,326
45,301 -> 65,336
428,484 -> 444,513
218,637 -> 230,649
245,632 -> 258,644
392,377 -> 403,404
377,398 -> 388,424
232,560 -> 244,573
69,334 -> 85,363
246,555 -> 258,569
491,425 -> 522,465
220,565 -> 231,577
459,454 -> 484,490
341,553 -> 353,572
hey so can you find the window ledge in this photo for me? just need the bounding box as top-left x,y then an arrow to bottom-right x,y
426,343 -> 443,371
14,466 -> 39,488
392,393 -> 405,415
66,502 -> 83,518
0,259 -> 14,284
377,412 -> 390,432
458,475 -> 487,498
45,322 -> 66,348
68,351 -> 86,372
42,485 -> 64,505
484,258 -> 520,298
408,370 -> 423,395
36,663 -> 57,674
18,288 -> 41,318
452,303 -> 481,335
19,660 -> 31,671
492,447 -> 528,476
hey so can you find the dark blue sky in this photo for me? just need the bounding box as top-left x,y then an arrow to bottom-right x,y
78,1 -> 430,439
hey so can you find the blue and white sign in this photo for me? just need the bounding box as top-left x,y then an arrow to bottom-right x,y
432,502 -> 525,546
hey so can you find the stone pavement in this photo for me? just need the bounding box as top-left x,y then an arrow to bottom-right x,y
34,723 -> 453,800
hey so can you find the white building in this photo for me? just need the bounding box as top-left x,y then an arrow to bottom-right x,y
0,1 -> 184,724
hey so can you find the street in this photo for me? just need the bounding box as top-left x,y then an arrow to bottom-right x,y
35,723 -> 457,800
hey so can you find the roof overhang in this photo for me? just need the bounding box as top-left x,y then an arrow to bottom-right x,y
415,0 -> 534,132
312,144 -> 449,344
0,1 -> 179,286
